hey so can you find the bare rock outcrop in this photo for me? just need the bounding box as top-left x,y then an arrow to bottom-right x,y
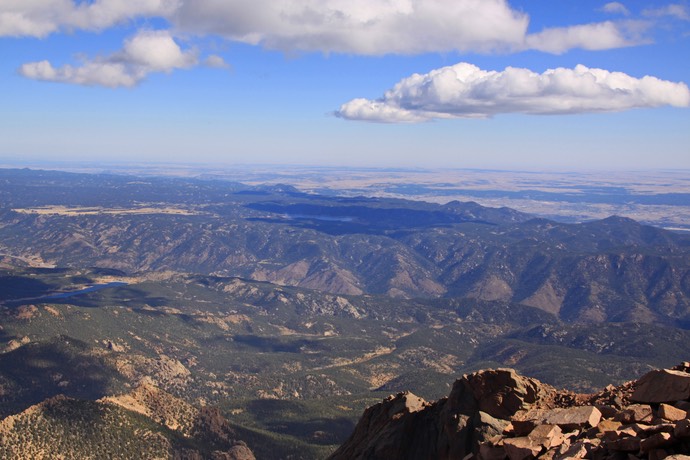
329,368 -> 559,460
325,391 -> 432,459
632,368 -> 690,403
330,363 -> 690,460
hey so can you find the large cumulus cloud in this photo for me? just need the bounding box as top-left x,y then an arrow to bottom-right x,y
2,0 -> 642,55
170,0 -> 643,55
172,0 -> 528,54
336,63 -> 690,122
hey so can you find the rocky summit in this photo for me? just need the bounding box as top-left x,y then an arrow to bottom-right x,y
329,363 -> 690,460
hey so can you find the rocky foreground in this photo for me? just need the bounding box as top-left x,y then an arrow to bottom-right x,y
330,363 -> 690,460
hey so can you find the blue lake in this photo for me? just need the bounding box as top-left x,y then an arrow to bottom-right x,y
39,282 -> 128,300
287,214 -> 354,222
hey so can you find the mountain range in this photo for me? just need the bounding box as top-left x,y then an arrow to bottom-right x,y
1,168 -> 689,326
1,167 -> 689,458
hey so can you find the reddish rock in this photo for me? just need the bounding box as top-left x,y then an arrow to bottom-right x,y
558,440 -> 592,459
636,423 -> 675,436
640,432 -> 674,452
543,406 -> 601,430
596,405 -> 619,418
615,404 -> 654,423
622,426 -> 642,436
659,403 -> 688,422
329,363 -> 690,460
606,435 -> 641,452
326,391 -> 431,460
601,427 -> 638,442
594,419 -> 622,436
511,409 -> 549,436
448,368 -> 551,420
528,424 -> 564,450
600,429 -> 625,443
539,449 -> 562,460
439,368 -> 557,459
503,437 -> 541,460
631,369 -> 690,404
476,411 -> 511,446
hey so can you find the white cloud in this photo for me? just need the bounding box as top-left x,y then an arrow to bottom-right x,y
2,0 -> 644,55
68,0 -> 181,30
0,0 -> 179,37
121,29 -> 196,71
171,0 -> 641,55
0,7 -> 58,37
204,55 -> 229,69
171,1 -> 647,55
336,62 -> 690,122
19,30 -> 196,87
334,98 -> 431,123
643,4 -> 690,21
525,21 -> 636,54
172,0 -> 531,54
0,0 -> 67,37
19,60 -> 140,87
601,2 -> 631,16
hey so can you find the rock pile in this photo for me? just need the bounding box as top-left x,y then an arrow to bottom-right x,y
329,363 -> 690,460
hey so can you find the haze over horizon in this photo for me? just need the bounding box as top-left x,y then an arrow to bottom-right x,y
1,1 -> 689,170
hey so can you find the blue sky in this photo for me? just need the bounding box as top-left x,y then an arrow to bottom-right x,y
1,1 -> 689,170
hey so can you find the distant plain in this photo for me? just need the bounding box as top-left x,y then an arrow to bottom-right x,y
5,162 -> 688,231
